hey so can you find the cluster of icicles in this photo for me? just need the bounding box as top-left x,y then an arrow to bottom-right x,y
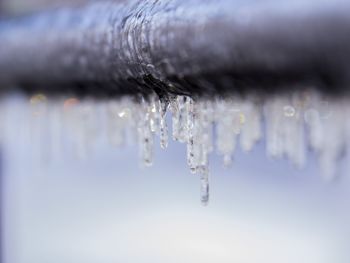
3,91 -> 350,205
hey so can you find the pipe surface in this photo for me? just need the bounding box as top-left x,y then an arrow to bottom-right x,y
0,0 -> 350,98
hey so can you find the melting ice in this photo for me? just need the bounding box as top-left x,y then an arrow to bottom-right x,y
1,91 -> 349,205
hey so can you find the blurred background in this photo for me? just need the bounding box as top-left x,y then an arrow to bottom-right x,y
1,0 -> 350,263
1,101 -> 350,263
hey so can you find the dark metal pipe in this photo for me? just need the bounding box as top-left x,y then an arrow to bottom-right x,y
0,0 -> 350,98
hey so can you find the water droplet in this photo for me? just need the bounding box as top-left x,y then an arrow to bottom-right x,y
146,63 -> 155,70
283,105 -> 295,117
118,111 -> 126,118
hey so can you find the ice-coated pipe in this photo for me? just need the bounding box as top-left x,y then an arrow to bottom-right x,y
0,0 -> 350,98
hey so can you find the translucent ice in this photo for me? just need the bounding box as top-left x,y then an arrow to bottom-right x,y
3,90 -> 350,204
159,99 -> 169,149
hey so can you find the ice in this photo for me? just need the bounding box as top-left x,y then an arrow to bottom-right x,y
186,97 -> 196,173
138,98 -> 154,167
265,95 -> 306,167
47,100 -> 64,161
240,100 -> 262,152
66,99 -> 99,159
2,90 -> 350,204
149,95 -> 160,133
215,99 -> 240,166
198,165 -> 210,206
196,100 -> 214,169
29,93 -> 49,163
106,100 -> 126,147
171,96 -> 188,143
159,99 -> 169,149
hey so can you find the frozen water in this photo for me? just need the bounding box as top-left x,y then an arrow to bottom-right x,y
1,90 -> 350,203
159,99 -> 169,149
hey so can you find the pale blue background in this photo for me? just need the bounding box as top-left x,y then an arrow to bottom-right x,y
2,125 -> 350,263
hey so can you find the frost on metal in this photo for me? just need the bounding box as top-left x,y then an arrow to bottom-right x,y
1,90 -> 349,205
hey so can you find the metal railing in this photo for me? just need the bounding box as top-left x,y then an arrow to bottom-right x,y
0,0 -> 349,98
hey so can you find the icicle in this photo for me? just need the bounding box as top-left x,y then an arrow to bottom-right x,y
315,101 -> 345,181
264,95 -> 307,167
106,97 -> 134,147
186,97 -> 196,173
172,96 -> 187,142
47,100 -> 63,161
199,165 -> 210,206
126,97 -> 141,144
106,100 -> 125,147
240,100 -> 261,152
159,99 -> 169,149
170,96 -> 180,140
29,93 -> 48,163
286,94 -> 306,168
197,100 -> 213,169
149,95 -> 160,133
138,99 -> 154,166
265,97 -> 285,159
76,100 -> 98,159
215,99 -> 238,166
